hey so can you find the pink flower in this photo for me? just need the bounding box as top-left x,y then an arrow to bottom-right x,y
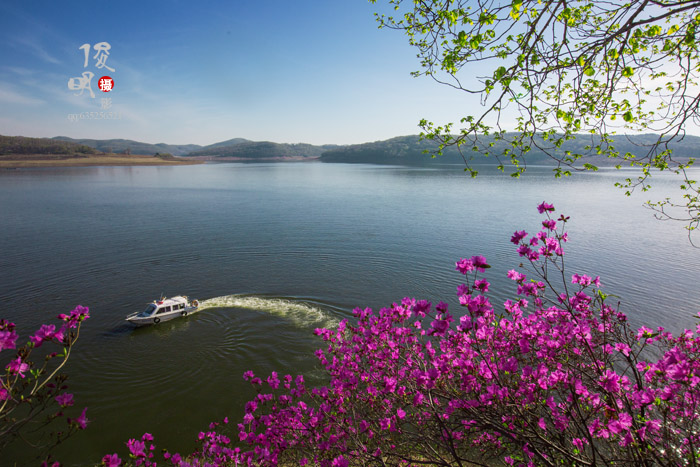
430,319 -> 449,335
614,343 -> 631,356
457,283 -> 470,296
414,300 -> 431,316
510,230 -> 528,244
126,438 -> 146,458
507,270 -> 525,282
101,453 -> 121,467
537,201 -> 555,213
600,371 -> 621,393
266,372 -> 280,389
413,392 -> 425,406
7,357 -> 29,378
0,329 -> 18,351
471,255 -> 489,272
56,392 -> 74,407
646,419 -> 662,433
517,244 -> 531,257
69,407 -> 89,429
70,305 -> 90,322
455,258 -> 475,274
572,274 -> 593,286
608,413 -> 633,434
637,326 -> 654,339
474,279 -> 489,292
542,219 -> 556,230
30,324 -> 56,347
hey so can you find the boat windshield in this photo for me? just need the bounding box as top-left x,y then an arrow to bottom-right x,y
138,304 -> 157,317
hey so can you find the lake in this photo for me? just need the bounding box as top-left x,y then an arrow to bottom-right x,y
1,162 -> 698,465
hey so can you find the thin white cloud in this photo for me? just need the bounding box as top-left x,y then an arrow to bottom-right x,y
3,66 -> 36,76
13,35 -> 61,65
0,82 -> 45,105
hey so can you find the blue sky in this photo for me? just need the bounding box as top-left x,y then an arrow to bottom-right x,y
0,0 -> 476,146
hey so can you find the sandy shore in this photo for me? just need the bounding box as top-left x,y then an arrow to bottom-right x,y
0,154 -> 204,168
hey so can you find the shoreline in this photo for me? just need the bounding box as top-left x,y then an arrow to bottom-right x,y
0,154 -> 204,168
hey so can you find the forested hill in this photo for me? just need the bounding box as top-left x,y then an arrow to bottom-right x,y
4,133 -> 699,166
52,136 -> 201,156
0,135 -> 97,155
186,141 -> 338,160
318,134 -> 700,166
319,136 -> 466,165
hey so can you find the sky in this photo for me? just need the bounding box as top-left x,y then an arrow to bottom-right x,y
0,0 -> 479,146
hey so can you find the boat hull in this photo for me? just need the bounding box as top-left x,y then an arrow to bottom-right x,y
126,305 -> 199,326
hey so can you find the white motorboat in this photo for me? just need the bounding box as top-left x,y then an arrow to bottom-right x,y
126,295 -> 200,326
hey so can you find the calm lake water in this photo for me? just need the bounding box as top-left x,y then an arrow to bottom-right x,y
1,162 -> 699,465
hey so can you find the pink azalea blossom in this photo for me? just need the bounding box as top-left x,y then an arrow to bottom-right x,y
537,201 -> 555,213
30,324 -> 56,347
542,219 -> 556,230
455,258 -> 474,274
101,453 -> 121,467
126,438 -> 146,458
7,357 -> 29,378
510,230 -> 528,244
0,329 -> 18,351
471,255 -> 489,272
608,412 -> 633,434
69,407 -> 89,430
99,201 -> 700,466
507,270 -> 526,282
56,392 -> 74,407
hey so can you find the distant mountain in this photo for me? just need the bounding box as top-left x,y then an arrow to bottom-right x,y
1,135 -> 97,155
52,136 -> 202,156
187,141 -> 339,160
197,138 -> 252,150
319,134 -> 700,166
319,135 -> 466,165
5,133 -> 698,167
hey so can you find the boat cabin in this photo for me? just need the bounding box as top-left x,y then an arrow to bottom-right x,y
137,296 -> 189,318
126,295 -> 198,326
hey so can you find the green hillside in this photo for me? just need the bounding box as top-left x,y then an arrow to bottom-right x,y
319,134 -> 700,167
0,135 -> 97,156
51,136 -> 201,156
187,141 -> 334,159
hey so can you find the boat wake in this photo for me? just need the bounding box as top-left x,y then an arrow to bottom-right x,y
198,295 -> 340,329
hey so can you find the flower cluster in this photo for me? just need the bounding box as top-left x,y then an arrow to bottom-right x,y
1,306 -> 90,463
104,419 -> 240,467
107,202 -> 699,466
